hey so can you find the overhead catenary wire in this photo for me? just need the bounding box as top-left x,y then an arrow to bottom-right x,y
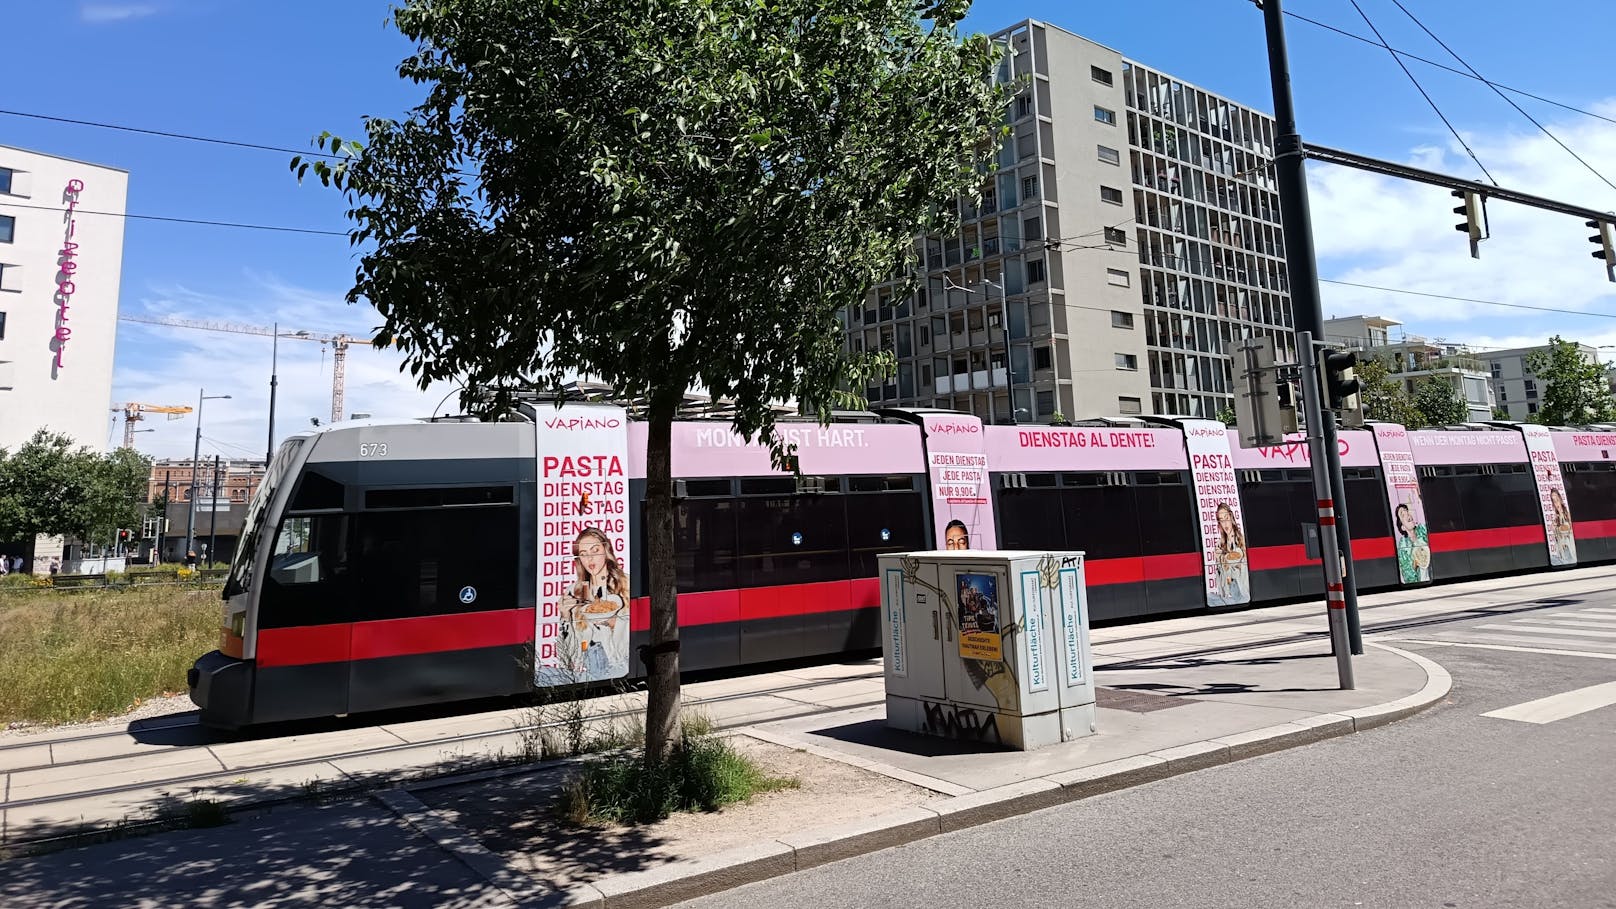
1387,0 -> 1616,194
1281,10 -> 1616,128
1346,0 -> 1497,186
0,199 -> 349,236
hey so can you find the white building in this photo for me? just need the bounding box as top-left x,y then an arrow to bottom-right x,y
0,145 -> 129,451
1486,342 -> 1599,422
1324,314 -> 1495,421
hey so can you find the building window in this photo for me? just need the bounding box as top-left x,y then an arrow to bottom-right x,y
0,168 -> 12,195
1023,215 -> 1042,241
0,310 -> 6,340
1499,387 -> 1507,401
1091,66 -> 1113,86
1016,94 -> 1033,119
1037,390 -> 1056,415
1022,175 -> 1039,201
1026,259 -> 1047,285
0,215 -> 13,244
1529,402 -> 1539,414
1104,226 -> 1127,245
1111,311 -> 1135,329
1097,145 -> 1121,165
1034,346 -> 1053,370
1115,353 -> 1138,371
1525,379 -> 1537,398
1094,105 -> 1116,126
1106,268 -> 1131,288
1100,186 -> 1123,205
1118,396 -> 1143,414
1490,361 -> 1501,377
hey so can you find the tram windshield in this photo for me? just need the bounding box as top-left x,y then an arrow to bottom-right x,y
223,438 -> 304,598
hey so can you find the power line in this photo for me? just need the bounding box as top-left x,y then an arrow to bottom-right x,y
0,107 -> 336,160
1282,11 -> 1616,128
1346,0 -> 1496,185
0,199 -> 349,237
1388,0 -> 1616,194
1319,278 -> 1616,319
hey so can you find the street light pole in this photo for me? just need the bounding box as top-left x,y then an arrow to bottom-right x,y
267,322 -> 278,467
983,277 -> 1020,423
184,389 -> 232,565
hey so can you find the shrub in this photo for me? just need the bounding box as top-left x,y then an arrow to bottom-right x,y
559,720 -> 797,826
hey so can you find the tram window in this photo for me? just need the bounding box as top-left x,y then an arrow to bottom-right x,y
739,477 -> 797,496
737,496 -> 850,587
1343,477 -> 1391,539
355,505 -> 518,617
1022,472 -> 1059,488
672,498 -> 738,593
260,514 -> 353,629
678,479 -> 732,498
996,488 -> 1065,550
1417,477 -> 1467,533
289,471 -> 345,511
848,475 -> 917,492
1061,485 -> 1140,559
1135,484 -> 1199,555
269,515 -> 346,586
1064,473 -> 1109,487
845,490 -> 926,576
1238,480 -> 1302,544
365,485 -> 514,509
1565,468 -> 1616,520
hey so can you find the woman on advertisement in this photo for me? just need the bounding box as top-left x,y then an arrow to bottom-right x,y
1211,502 -> 1248,604
557,526 -> 630,680
1395,502 -> 1431,583
1549,488 -> 1576,565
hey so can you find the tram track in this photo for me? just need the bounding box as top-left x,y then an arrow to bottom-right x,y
0,669 -> 884,820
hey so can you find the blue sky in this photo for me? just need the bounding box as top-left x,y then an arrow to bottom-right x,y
5,1 -> 1614,457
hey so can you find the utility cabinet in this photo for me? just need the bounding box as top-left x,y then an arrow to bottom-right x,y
879,550 -> 1096,750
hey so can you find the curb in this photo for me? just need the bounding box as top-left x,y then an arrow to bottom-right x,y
506,640 -> 1455,909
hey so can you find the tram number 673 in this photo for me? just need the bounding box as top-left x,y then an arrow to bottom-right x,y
358,442 -> 389,458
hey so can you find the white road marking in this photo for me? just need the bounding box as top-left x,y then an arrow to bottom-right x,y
1395,640 -> 1616,661
1513,617 -> 1616,630
1450,632 -> 1616,652
1477,624 -> 1616,639
1581,607 -> 1616,615
1482,681 -> 1616,725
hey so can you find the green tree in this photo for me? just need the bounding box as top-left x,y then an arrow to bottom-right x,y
1492,406 -> 1511,420
297,0 -> 1007,760
1412,376 -> 1470,427
1356,356 -> 1423,426
0,431 -> 147,544
1525,336 -> 1616,425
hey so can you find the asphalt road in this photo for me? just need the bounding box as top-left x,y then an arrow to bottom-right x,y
677,600 -> 1616,909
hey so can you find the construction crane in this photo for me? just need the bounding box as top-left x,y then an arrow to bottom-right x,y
111,402 -> 193,448
119,314 -> 382,424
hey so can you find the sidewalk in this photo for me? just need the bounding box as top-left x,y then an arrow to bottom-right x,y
0,639 -> 1451,909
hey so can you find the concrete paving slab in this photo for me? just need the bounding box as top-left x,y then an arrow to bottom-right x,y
326,734 -> 528,782
208,727 -> 409,770
771,660 -> 885,682
44,733 -> 192,765
592,838 -> 797,909
756,677 -> 884,707
7,750 -> 225,802
755,697 -> 1320,792
0,743 -> 53,773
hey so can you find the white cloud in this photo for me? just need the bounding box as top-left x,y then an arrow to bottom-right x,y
1307,99 -> 1616,344
80,3 -> 159,24
112,275 -> 461,460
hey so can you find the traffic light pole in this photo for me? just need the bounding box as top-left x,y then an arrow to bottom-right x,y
1262,0 -> 1364,657
1298,333 -> 1355,690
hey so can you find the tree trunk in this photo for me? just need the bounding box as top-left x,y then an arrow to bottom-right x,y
643,400 -> 682,763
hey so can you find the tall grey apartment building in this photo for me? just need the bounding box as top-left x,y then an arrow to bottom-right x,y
848,20 -> 1295,423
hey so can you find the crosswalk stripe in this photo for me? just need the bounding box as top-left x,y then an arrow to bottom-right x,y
1482,681 -> 1616,724
1513,617 -> 1616,631
1455,632 -> 1616,652
1477,624 -> 1616,639
1556,613 -> 1616,623
1582,607 -> 1616,615
1396,640 -> 1616,661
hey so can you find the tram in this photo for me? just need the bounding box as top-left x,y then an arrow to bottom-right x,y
187,402 -> 1616,728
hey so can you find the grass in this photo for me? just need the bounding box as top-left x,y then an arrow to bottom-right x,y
0,585 -> 221,726
559,714 -> 799,826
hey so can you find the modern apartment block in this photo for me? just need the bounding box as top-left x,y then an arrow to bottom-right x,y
1324,314 -> 1495,421
0,145 -> 129,450
848,20 -> 1294,423
1486,342 -> 1600,422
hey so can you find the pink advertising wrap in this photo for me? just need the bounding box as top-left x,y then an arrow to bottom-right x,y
920,413 -> 996,551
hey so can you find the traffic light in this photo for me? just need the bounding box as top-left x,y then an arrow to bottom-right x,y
1319,348 -> 1363,424
118,529 -> 129,543
1452,189 -> 1484,258
1589,219 -> 1615,283
1225,337 -> 1296,448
